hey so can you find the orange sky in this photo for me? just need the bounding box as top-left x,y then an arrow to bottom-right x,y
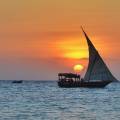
0,0 -> 120,80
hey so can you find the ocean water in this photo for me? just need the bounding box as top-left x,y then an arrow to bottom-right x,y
0,81 -> 120,120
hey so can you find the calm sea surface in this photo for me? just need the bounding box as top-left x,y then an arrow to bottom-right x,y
0,80 -> 120,120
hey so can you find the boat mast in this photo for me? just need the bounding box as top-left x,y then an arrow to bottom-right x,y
81,27 -> 98,81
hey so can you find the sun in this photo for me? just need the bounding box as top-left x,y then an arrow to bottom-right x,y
73,64 -> 84,73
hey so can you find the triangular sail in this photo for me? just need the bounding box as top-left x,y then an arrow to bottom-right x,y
81,28 -> 117,82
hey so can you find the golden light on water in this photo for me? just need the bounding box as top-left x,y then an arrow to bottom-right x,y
73,64 -> 84,73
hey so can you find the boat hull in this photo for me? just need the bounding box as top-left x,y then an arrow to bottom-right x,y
58,81 -> 111,88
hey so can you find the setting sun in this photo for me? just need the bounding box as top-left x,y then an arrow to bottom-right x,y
73,64 -> 84,73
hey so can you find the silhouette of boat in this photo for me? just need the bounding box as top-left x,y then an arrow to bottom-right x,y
58,27 -> 118,88
12,80 -> 23,83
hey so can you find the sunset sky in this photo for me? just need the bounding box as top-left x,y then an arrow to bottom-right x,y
0,0 -> 120,80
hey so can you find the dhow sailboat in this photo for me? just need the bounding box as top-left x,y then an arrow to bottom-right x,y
58,28 -> 118,88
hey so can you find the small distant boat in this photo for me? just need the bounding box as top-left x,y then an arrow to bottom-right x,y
12,80 -> 23,83
58,27 -> 118,88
